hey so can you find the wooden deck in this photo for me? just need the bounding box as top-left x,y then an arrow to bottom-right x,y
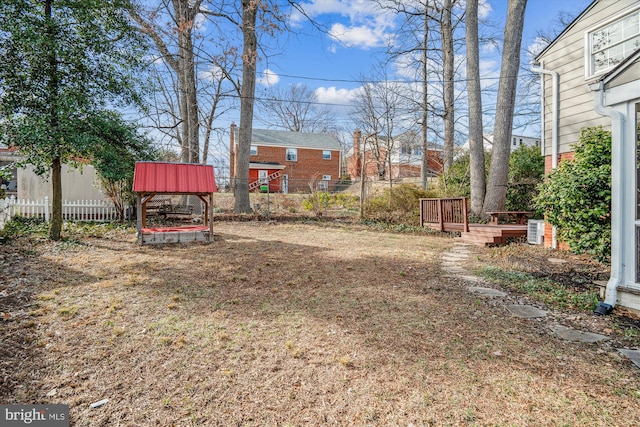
459,224 -> 528,246
419,198 -> 529,246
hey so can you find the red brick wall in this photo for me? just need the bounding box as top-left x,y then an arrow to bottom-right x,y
346,149 -> 443,181
250,145 -> 340,192
544,151 -> 575,174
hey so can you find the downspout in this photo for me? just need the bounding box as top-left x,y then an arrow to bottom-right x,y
530,61 -> 559,248
592,80 -> 625,314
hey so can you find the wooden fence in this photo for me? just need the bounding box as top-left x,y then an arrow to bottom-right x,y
0,196 -> 118,229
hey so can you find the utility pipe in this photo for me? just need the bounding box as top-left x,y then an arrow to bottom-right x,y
530,61 -> 559,248
592,80 -> 625,313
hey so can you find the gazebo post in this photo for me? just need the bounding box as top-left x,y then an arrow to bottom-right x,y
209,193 -> 214,238
136,193 -> 143,243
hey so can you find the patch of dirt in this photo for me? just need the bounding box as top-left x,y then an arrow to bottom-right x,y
1,222 -> 640,426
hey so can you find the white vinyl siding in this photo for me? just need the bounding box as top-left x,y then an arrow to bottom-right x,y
537,1 -> 638,156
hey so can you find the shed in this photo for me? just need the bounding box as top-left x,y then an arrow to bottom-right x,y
133,162 -> 217,244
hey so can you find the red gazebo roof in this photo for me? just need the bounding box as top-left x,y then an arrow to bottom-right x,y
133,162 -> 217,194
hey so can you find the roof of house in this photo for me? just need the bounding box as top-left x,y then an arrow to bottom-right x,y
246,128 -> 341,151
133,162 -> 217,194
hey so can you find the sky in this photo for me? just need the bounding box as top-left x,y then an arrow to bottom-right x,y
213,0 -> 594,140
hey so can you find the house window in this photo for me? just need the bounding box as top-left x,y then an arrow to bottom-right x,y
286,148 -> 297,162
250,146 -> 258,156
322,150 -> 331,160
512,138 -> 517,146
587,7 -> 640,77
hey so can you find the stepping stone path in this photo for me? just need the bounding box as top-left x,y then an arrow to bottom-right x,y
505,304 -> 547,319
439,243 -> 640,369
550,324 -> 608,343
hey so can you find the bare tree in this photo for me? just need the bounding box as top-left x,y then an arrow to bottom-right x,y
483,0 -> 528,213
466,0 -> 485,216
257,84 -> 338,133
351,73 -> 407,190
435,0 -> 455,172
130,0 -> 203,163
234,0 -> 259,213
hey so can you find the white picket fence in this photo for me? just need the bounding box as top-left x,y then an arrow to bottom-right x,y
0,196 -> 118,229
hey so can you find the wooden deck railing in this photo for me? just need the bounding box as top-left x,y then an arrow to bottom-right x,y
419,197 -> 469,232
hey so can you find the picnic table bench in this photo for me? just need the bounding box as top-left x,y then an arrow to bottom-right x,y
158,204 -> 193,218
485,211 -> 532,225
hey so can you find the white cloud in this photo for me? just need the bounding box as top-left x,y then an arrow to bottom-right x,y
290,0 -> 380,23
478,0 -> 493,19
257,69 -> 280,87
199,65 -> 224,82
328,23 -> 390,49
527,37 -> 550,60
315,86 -> 360,105
291,0 -> 395,51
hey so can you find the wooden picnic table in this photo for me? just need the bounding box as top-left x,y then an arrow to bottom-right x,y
485,211 -> 533,225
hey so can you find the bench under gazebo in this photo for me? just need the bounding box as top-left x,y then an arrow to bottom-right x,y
133,162 -> 217,244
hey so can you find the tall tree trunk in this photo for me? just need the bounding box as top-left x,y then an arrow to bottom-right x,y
483,0 -> 527,212
45,0 -> 62,241
420,2 -> 430,189
234,0 -> 257,213
131,0 -> 201,164
50,157 -> 63,240
441,0 -> 454,172
174,0 -> 200,163
466,0 -> 485,216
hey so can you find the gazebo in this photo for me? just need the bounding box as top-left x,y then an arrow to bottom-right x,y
133,162 -> 217,244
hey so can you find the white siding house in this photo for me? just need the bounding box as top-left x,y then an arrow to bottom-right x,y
533,0 -> 640,313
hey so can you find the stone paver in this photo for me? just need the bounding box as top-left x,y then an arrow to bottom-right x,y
468,287 -> 508,297
550,324 -> 609,343
618,349 -> 640,369
439,244 -> 632,354
505,304 -> 547,318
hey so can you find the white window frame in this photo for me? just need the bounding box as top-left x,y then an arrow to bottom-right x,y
322,150 -> 332,160
286,148 -> 297,162
250,145 -> 258,156
584,5 -> 640,79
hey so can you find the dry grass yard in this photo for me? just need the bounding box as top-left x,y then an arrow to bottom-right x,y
2,221 -> 640,426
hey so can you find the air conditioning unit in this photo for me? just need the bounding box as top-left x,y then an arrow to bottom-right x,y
527,219 -> 545,245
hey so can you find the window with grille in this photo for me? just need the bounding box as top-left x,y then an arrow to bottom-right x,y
286,148 -> 297,162
587,7 -> 640,77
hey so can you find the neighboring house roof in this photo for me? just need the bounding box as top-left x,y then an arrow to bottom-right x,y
534,0 -> 599,61
248,128 -> 341,151
133,162 -> 217,194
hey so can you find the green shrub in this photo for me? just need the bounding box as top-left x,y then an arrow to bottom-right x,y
363,184 -> 437,225
437,146 -> 544,213
0,216 -> 49,240
506,145 -> 545,214
534,126 -> 611,262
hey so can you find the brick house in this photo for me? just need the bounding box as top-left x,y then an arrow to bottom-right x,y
533,0 -> 640,312
229,125 -> 342,193
345,130 -> 443,181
